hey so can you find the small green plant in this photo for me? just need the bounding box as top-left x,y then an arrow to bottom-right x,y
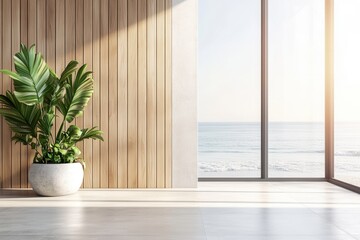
0,44 -> 103,164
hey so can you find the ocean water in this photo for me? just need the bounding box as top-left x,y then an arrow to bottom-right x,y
198,122 -> 360,179
334,122 -> 360,186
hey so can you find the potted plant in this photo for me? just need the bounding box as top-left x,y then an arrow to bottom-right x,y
0,44 -> 103,196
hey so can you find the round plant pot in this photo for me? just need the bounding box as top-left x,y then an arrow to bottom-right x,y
29,162 -> 84,197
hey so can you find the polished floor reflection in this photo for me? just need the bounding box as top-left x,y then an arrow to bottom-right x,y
0,182 -> 360,239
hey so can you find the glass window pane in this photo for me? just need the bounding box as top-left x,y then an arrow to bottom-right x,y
268,0 -> 325,177
334,0 -> 360,186
198,0 -> 261,178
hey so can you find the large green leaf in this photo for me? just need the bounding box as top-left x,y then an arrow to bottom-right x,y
0,44 -> 50,105
44,61 -> 79,111
0,91 -> 40,137
57,64 -> 93,123
59,60 -> 78,83
38,112 -> 55,137
78,127 -> 103,142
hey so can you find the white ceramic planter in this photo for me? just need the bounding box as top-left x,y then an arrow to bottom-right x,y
29,162 -> 84,197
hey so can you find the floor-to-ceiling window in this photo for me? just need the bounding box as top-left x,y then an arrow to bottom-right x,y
334,0 -> 360,187
198,0 -> 325,178
198,0 -> 261,178
198,0 -> 360,188
268,0 -> 325,177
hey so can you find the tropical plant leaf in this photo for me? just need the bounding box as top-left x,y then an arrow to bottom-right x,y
78,127 -> 104,142
38,113 -> 55,137
49,61 -> 78,105
11,133 -> 33,145
43,69 -> 60,112
66,125 -> 82,142
0,44 -> 50,105
44,61 -> 79,111
0,91 -> 40,137
57,64 -> 93,123
59,60 -> 78,83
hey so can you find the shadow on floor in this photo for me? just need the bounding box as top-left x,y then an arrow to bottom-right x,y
0,189 -> 38,198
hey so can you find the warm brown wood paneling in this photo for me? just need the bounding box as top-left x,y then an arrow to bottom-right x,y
2,0 -> 12,188
0,0 -> 172,189
92,0 -> 101,188
27,0 -> 36,188
21,0 -> 29,189
0,0 -> 4,186
138,0 -> 147,188
34,0 -> 45,188
11,0 -> 21,189
37,0 -> 46,55
47,0 -> 56,138
55,0 -> 65,144
117,0 -> 128,188
100,0 -> 109,188
156,0 -> 165,188
83,0 -> 93,188
128,0 -> 138,188
146,0 -> 157,188
108,0 -> 118,188
75,0 -> 85,188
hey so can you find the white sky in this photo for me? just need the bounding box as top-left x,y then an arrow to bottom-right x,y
334,0 -> 360,122
198,0 -> 360,123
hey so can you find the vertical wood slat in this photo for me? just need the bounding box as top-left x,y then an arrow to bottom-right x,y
11,0 -> 21,188
27,0 -> 36,188
46,0 -> 56,174
36,4 -> 45,187
46,0 -> 56,100
35,0 -> 46,188
118,0 -> 128,188
0,0 -> 3,189
108,0 -> 118,188
75,0 -> 84,187
138,0 -> 147,188
20,0 -> 28,188
146,0 -> 157,188
156,0 -> 165,188
65,0 -> 75,67
2,0 -> 12,188
92,0 -> 101,188
83,0 -> 93,188
100,0 -> 109,188
128,0 -> 138,188
27,0 -> 36,46
55,0 -> 65,142
0,0 -> 172,189
165,0 -> 172,188
36,0 -> 46,187
37,0 -> 46,55
65,0 -> 75,136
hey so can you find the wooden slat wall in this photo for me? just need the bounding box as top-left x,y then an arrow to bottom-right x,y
27,0 -> 36,188
20,0 -> 29,189
0,0 -> 3,189
0,0 -> 172,189
83,0 -> 93,188
11,0 -> 21,189
118,0 -> 128,188
2,0 -> 12,188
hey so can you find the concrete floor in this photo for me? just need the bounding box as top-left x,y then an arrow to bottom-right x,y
0,182 -> 360,239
